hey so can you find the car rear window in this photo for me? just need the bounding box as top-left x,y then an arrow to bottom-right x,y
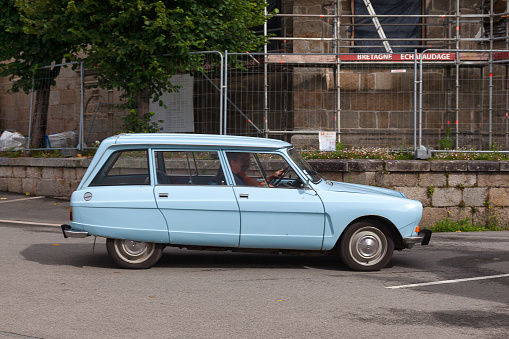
90,149 -> 150,186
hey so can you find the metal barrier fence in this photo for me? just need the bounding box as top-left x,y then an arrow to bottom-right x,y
28,62 -> 84,150
189,51 -> 224,135
222,51 -> 509,151
2,50 -> 509,152
84,102 -> 126,146
418,50 -> 509,151
0,75 -> 31,138
223,52 -> 424,149
0,62 -> 85,151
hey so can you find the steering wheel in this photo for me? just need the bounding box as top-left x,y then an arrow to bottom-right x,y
271,166 -> 291,187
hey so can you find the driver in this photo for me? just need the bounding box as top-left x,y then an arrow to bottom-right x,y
228,152 -> 286,187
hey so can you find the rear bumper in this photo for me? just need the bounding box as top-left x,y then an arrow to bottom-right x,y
404,229 -> 432,248
61,224 -> 89,238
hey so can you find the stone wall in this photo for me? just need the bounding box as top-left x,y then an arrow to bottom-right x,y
1,157 -> 509,228
308,159 -> 509,227
0,157 -> 91,199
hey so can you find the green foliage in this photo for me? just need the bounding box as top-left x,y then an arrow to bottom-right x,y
489,142 -> 502,152
12,0 -> 272,108
335,141 -> 344,151
432,151 -> 509,161
302,148 -> 414,160
302,147 -> 509,161
431,217 -> 509,232
0,150 -> 24,158
0,0 -> 75,93
432,218 -> 486,232
119,110 -> 163,134
439,127 -> 454,150
0,149 -> 62,158
427,186 -> 435,197
33,150 -> 61,158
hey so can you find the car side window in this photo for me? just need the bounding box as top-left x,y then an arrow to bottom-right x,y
154,151 -> 226,185
90,149 -> 150,186
225,152 -> 299,188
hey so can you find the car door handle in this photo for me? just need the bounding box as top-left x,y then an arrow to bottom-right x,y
239,193 -> 249,199
159,193 -> 169,198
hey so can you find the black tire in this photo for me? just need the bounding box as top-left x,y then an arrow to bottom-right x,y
339,221 -> 394,271
106,238 -> 164,269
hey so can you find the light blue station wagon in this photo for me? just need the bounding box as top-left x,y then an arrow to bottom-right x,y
61,133 -> 431,271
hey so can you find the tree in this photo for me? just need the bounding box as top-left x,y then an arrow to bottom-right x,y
0,0 -> 77,147
15,0 -> 271,109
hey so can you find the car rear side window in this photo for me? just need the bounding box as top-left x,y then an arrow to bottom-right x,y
90,150 -> 150,186
154,151 -> 226,185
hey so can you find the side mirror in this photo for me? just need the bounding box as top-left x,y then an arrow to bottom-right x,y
302,177 -> 318,195
300,177 -> 310,189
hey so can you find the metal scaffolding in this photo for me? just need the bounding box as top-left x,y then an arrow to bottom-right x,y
241,0 -> 509,150
3,1 -> 509,152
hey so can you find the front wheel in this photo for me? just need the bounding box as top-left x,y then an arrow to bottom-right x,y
106,238 -> 164,269
339,221 -> 394,271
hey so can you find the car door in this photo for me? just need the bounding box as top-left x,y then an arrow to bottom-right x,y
76,148 -> 169,243
153,149 -> 241,247
225,151 -> 326,250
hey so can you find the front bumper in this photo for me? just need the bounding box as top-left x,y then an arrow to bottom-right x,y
61,224 -> 89,238
404,229 -> 432,248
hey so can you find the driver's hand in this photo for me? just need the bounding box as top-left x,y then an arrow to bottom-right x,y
267,169 -> 286,186
275,169 -> 285,178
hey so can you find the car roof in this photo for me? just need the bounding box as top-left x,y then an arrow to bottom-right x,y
108,133 -> 292,149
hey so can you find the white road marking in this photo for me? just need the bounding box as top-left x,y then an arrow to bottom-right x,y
0,196 -> 44,204
386,273 -> 509,289
0,219 -> 62,227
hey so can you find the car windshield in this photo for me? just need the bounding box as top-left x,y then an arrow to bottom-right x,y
288,148 -> 321,184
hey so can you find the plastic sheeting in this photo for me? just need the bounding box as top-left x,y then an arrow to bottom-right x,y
252,0 -> 281,52
0,131 -> 25,151
45,130 -> 77,149
352,0 -> 422,53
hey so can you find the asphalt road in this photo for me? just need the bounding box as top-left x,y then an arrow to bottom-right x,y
1,192 -> 509,338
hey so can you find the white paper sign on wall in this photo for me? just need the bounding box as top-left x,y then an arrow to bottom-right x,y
319,131 -> 336,151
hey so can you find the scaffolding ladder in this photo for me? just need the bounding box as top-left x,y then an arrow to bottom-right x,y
362,0 -> 393,53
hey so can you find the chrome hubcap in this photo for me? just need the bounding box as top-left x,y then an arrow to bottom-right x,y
357,235 -> 379,257
114,239 -> 155,263
349,226 -> 387,266
123,241 -> 147,256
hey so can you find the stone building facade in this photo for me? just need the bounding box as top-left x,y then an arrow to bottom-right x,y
1,0 -> 508,150
286,0 -> 508,149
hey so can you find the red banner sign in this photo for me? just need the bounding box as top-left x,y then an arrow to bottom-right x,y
340,53 -> 456,61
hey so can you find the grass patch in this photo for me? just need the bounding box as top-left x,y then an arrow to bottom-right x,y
2,146 -> 509,161
302,147 -> 509,161
0,149 -> 95,158
432,151 -> 509,161
302,148 -> 414,160
0,150 -> 62,158
431,217 -> 509,232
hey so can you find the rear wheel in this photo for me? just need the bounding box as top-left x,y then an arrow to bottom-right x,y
106,238 -> 164,269
339,221 -> 394,271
